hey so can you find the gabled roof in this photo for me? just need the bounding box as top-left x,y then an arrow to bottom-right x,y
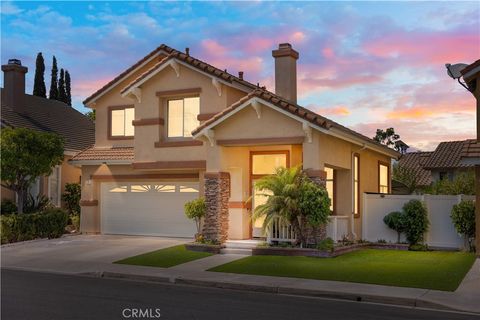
1,89 -> 94,152
397,152 -> 433,186
423,140 -> 473,170
84,44 -> 257,106
191,88 -> 400,158
120,44 -> 257,95
70,146 -> 133,164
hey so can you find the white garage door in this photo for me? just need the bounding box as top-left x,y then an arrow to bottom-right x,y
101,181 -> 199,237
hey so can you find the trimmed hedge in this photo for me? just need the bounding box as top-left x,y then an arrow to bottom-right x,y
1,208 -> 68,244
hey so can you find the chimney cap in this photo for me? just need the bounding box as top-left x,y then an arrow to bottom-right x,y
238,71 -> 244,80
185,47 -> 190,56
8,59 -> 22,66
272,43 -> 299,59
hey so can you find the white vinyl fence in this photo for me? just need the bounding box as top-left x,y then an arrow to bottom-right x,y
267,215 -> 350,243
362,194 -> 475,249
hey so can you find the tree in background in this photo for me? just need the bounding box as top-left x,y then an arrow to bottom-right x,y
49,56 -> 58,100
426,171 -> 475,195
85,109 -> 96,121
33,52 -> 46,98
65,70 -> 72,106
1,128 -> 64,214
373,128 -> 400,150
392,163 -> 421,194
58,68 -> 67,104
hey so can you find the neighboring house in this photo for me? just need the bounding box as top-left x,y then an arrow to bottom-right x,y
1,59 -> 94,208
71,43 -> 399,241
397,139 -> 477,190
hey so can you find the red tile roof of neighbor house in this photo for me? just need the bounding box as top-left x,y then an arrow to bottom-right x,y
70,147 -> 134,162
1,90 -> 95,152
422,140 -> 474,169
461,139 -> 480,158
397,152 -> 433,186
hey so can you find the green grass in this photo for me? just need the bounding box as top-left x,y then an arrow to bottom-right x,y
114,245 -> 212,268
209,249 -> 476,291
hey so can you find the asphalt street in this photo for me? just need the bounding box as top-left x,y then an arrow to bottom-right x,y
1,269 -> 478,320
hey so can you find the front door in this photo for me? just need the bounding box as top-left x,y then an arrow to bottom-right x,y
250,151 -> 289,238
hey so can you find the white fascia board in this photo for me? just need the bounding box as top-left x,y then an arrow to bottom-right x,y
68,159 -> 132,166
85,50 -> 167,107
121,61 -> 172,97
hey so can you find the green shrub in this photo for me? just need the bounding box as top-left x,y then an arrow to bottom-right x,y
1,199 -> 17,215
402,200 -> 429,246
0,208 -> 68,244
24,194 -> 53,214
409,243 -> 429,251
383,211 -> 406,243
70,214 -> 80,231
451,200 -> 476,252
299,179 -> 331,228
316,237 -> 334,252
62,183 -> 81,215
184,197 -> 206,236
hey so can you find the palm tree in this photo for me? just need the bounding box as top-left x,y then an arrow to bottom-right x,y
253,166 -> 307,246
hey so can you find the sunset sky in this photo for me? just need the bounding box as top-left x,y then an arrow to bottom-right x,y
1,1 -> 479,150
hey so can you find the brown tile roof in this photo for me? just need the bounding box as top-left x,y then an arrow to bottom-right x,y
397,152 -> 433,186
120,44 -> 257,95
70,146 -> 134,162
461,59 -> 480,76
191,88 -> 399,156
423,140 -> 474,169
1,90 -> 94,152
461,139 -> 480,158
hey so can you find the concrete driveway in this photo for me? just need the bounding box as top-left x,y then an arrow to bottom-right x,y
1,235 -> 189,274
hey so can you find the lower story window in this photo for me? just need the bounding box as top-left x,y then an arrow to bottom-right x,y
325,167 -> 335,213
48,166 -> 61,206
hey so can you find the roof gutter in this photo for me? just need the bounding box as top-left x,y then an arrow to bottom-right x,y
68,159 -> 133,166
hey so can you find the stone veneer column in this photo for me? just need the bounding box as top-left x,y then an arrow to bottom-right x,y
202,172 -> 230,243
305,169 -> 327,244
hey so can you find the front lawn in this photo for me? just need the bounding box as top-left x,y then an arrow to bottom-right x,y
209,249 -> 475,291
115,245 -> 212,268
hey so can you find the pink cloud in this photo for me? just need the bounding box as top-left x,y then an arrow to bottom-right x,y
311,105 -> 351,116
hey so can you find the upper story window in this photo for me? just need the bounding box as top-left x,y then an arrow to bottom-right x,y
110,107 -> 134,138
379,162 -> 390,194
167,97 -> 200,138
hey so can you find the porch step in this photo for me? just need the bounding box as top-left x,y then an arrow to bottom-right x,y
220,248 -> 252,255
224,240 -> 262,249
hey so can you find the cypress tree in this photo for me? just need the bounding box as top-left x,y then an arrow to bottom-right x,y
65,70 -> 72,106
49,56 -> 58,100
33,52 -> 46,97
58,68 -> 67,104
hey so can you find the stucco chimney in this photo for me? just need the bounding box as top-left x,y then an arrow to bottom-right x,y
272,43 -> 299,103
2,59 -> 28,109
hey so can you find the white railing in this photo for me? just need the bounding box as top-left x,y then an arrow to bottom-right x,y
267,217 -> 296,243
267,215 -> 350,243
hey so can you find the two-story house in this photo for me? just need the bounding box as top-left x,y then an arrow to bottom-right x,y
71,43 -> 399,242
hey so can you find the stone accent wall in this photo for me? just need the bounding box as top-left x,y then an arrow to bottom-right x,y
202,172 -> 230,243
305,169 -> 327,244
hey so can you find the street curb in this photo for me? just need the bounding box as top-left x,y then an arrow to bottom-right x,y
100,272 -> 467,313
100,271 -> 174,284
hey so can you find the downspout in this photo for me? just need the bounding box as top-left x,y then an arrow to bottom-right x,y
351,144 -> 366,240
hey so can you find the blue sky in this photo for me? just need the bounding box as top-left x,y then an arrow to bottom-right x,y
1,1 -> 479,150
